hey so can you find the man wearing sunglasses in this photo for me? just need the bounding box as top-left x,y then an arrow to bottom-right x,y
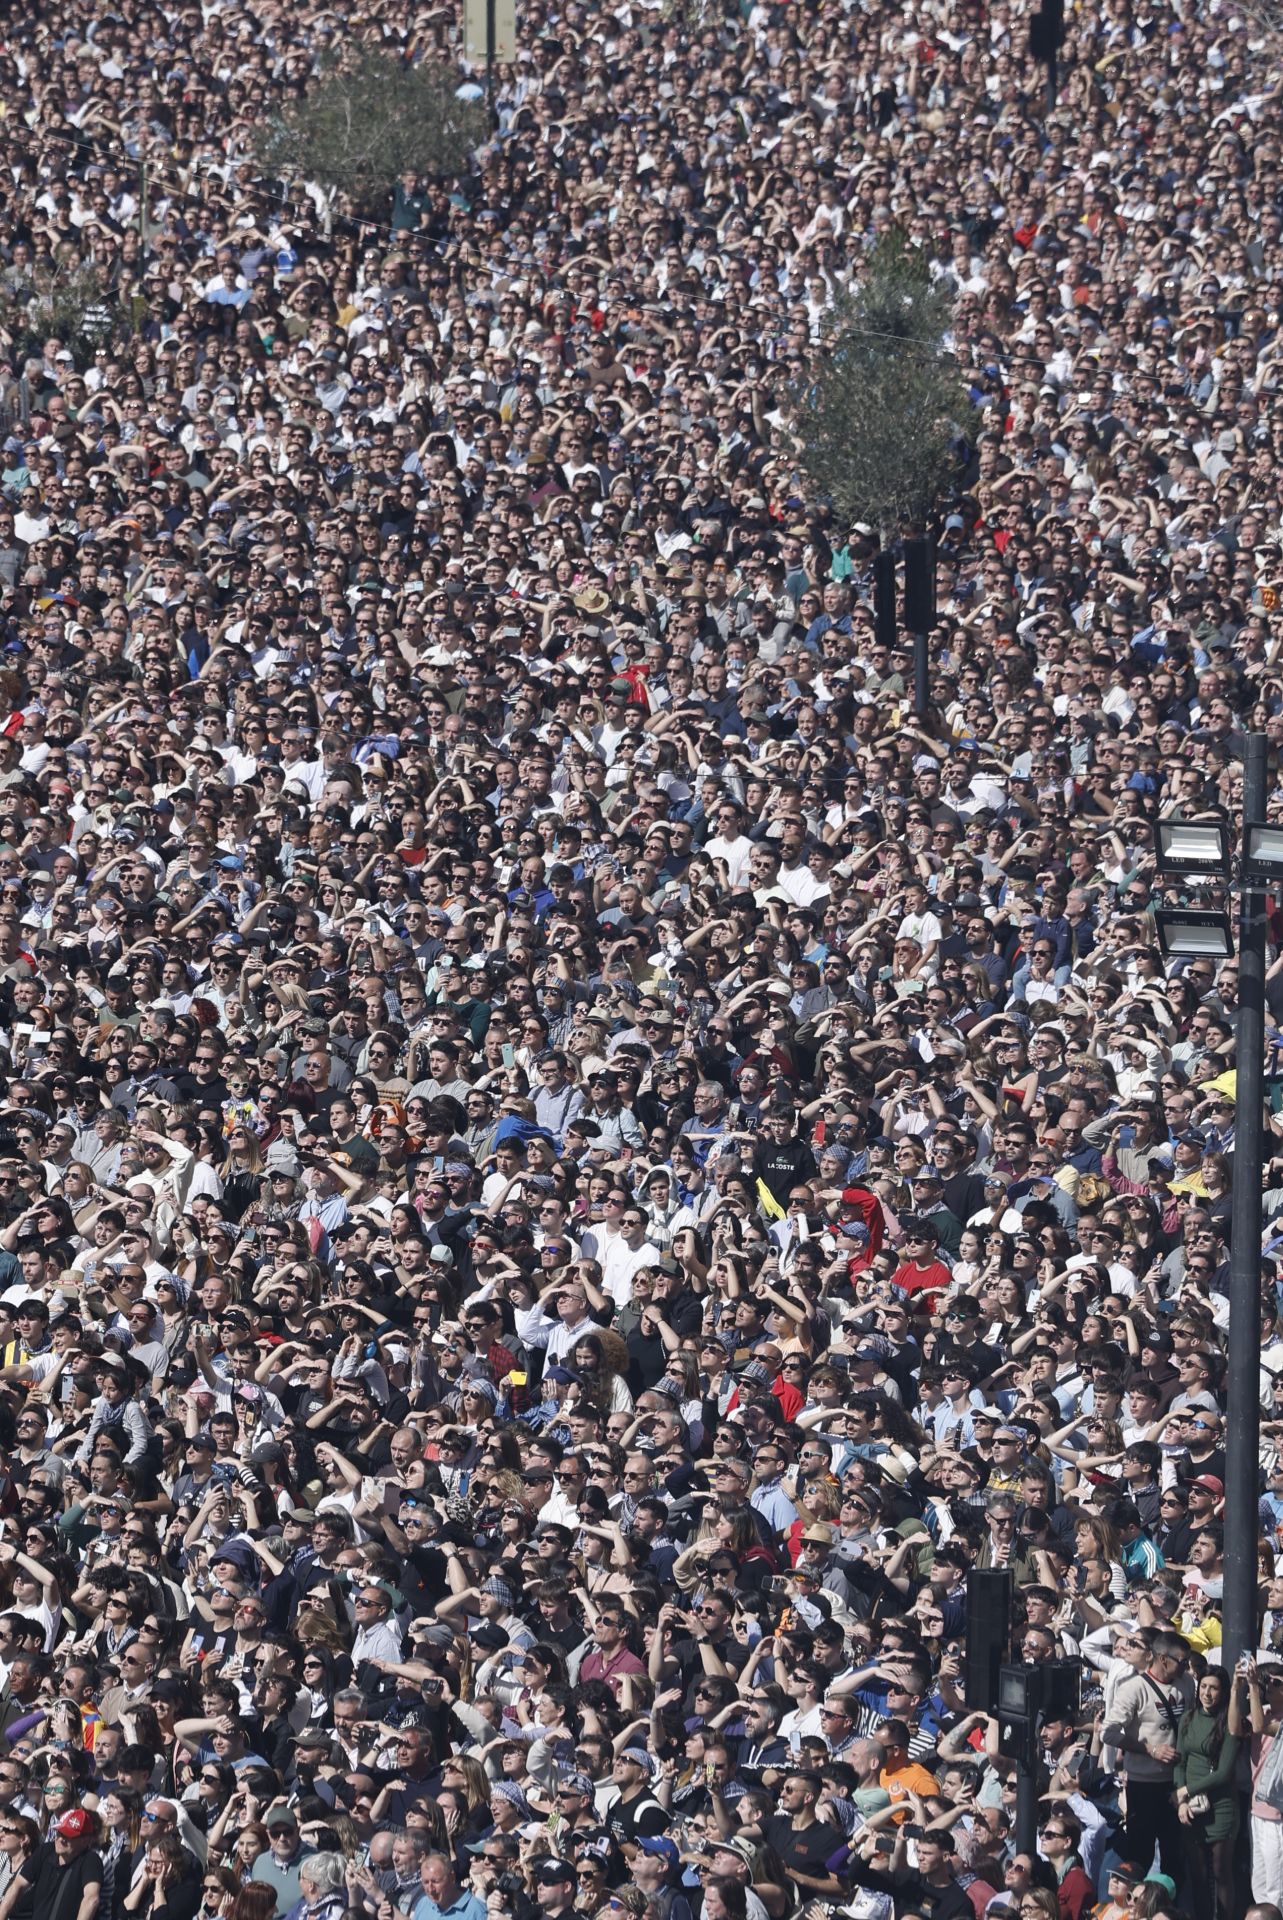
0,1805 -> 101,1920
578,1608 -> 645,1699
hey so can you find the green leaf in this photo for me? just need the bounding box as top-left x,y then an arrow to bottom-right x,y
252,50 -> 487,217
794,231 -> 976,539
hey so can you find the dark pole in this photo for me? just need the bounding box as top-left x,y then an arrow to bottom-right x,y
1224,730 -> 1269,1668
1030,0 -> 1063,112
485,0 -> 496,127
913,632 -> 929,722
1015,1759 -> 1039,1858
903,536 -> 934,723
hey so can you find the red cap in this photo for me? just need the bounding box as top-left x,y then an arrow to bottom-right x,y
55,1810 -> 91,1838
1191,1475 -> 1224,1497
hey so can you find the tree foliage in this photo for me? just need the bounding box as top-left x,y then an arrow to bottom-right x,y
796,232 -> 973,538
253,49 -> 487,216
11,262 -> 120,366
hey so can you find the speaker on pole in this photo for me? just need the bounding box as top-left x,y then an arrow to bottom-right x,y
964,1568 -> 1012,1712
903,536 -> 936,633
873,550 -> 897,651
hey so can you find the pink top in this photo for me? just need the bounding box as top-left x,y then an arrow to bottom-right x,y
1251,1731 -> 1283,1823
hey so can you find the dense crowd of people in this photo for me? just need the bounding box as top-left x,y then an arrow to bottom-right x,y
0,3 -> 1282,1920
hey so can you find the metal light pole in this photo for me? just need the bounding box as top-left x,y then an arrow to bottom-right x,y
1224,732 -> 1268,1667
1146,740 -> 1274,1658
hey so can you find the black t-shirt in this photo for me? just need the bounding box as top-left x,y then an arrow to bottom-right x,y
659,1288 -> 705,1337
327,1423 -> 393,1471
537,1614 -> 587,1659
19,1844 -> 103,1920
753,1138 -> 818,1207
765,1814 -> 843,1884
625,1326 -> 670,1393
1177,1447 -> 1227,1490
606,1787 -> 667,1847
182,1620 -> 238,1663
937,1334 -> 1005,1384
850,1859 -> 974,1920
670,1633 -> 751,1703
626,1289 -> 703,1391
402,1543 -> 450,1610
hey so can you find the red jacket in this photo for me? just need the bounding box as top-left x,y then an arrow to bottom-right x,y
1057,1865 -> 1095,1920
772,1376 -> 806,1423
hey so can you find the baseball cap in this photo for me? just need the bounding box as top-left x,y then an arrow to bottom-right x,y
55,1810 -> 92,1838
637,1838 -> 679,1869
413,1623 -> 457,1648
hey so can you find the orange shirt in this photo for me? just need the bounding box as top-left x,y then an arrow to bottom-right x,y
880,1757 -> 939,1819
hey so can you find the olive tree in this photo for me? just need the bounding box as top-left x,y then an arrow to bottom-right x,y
254,49 -> 487,219
795,230 -> 973,539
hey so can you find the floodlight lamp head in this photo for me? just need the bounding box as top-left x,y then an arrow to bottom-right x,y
1244,821 -> 1283,879
1153,819 -> 1230,876
1153,907 -> 1233,961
